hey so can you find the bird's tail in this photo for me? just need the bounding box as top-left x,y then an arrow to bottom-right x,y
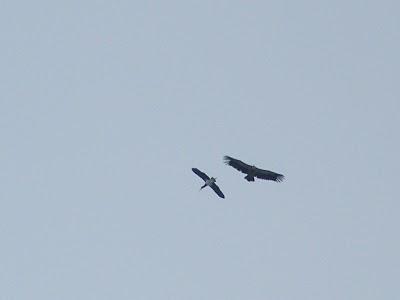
245,175 -> 255,182
200,183 -> 207,190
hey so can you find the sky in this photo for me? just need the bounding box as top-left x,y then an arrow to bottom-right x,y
1,1 -> 399,299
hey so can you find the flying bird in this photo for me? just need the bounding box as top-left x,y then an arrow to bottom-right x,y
192,168 -> 225,198
224,155 -> 284,182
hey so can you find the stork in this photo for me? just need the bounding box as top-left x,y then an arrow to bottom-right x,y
192,168 -> 225,198
224,155 -> 284,182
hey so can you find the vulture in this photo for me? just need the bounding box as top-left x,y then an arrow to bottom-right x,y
224,155 -> 284,182
192,168 -> 225,198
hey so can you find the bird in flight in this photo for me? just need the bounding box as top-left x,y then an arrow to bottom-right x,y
224,155 -> 284,182
192,168 -> 225,198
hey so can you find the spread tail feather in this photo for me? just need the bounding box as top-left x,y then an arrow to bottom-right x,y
245,175 -> 255,182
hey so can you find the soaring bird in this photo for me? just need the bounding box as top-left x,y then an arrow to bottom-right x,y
192,168 -> 225,198
224,155 -> 284,182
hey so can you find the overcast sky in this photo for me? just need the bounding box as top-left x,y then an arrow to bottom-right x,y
1,1 -> 399,299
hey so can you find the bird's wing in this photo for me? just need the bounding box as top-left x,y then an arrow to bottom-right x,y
210,183 -> 225,198
223,156 -> 252,174
192,168 -> 210,181
254,167 -> 285,182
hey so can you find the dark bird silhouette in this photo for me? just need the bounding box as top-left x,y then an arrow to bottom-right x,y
224,155 -> 284,182
192,168 -> 225,198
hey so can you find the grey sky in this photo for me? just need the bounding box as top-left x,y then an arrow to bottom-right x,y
1,1 -> 399,299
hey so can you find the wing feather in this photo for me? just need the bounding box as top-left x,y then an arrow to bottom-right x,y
254,167 -> 285,182
223,156 -> 252,174
192,168 -> 210,181
210,183 -> 225,198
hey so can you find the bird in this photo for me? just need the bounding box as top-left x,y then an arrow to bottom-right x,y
192,168 -> 225,198
223,155 -> 284,182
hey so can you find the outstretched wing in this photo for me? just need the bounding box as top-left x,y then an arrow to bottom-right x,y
192,168 -> 210,181
254,167 -> 285,182
210,183 -> 225,198
223,155 -> 252,174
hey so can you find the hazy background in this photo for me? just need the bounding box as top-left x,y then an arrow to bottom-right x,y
1,1 -> 399,299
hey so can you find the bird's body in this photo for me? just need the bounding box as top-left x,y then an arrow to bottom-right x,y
243,166 -> 257,182
224,155 -> 284,182
204,177 -> 216,187
192,168 -> 225,198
